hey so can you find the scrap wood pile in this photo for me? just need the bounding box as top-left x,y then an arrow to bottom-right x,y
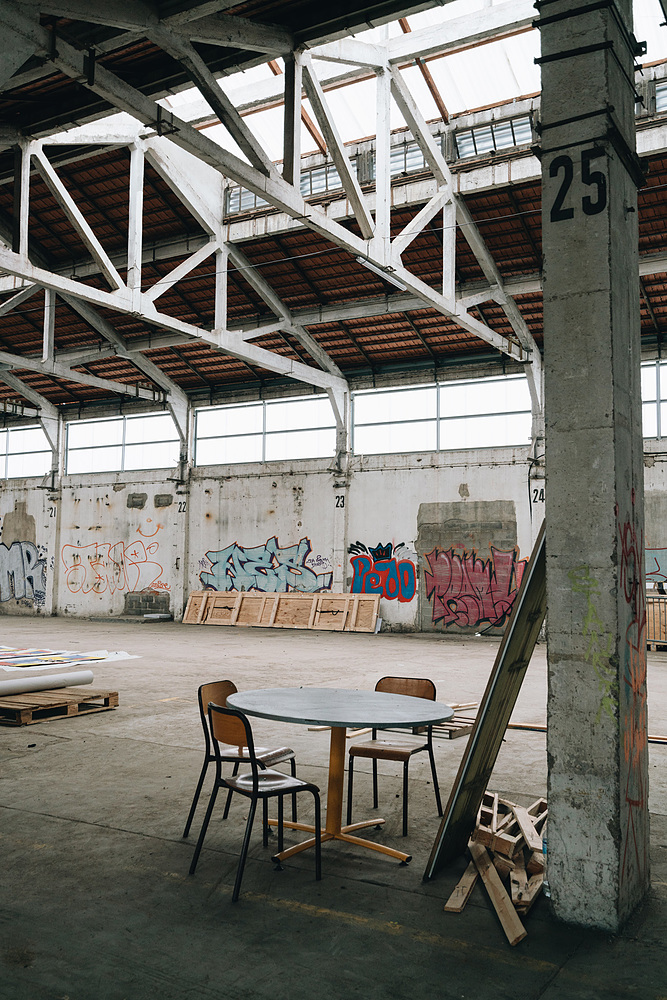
444,791 -> 548,946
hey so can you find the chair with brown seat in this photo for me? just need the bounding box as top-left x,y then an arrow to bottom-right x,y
182,680 -> 297,840
345,675 -> 443,837
188,702 -> 322,901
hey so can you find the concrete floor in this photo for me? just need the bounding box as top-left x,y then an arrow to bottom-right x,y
1,616 -> 666,1000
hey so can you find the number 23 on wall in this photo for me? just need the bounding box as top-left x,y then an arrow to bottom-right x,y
549,147 -> 607,223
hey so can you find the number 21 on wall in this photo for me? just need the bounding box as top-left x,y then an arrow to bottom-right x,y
549,147 -> 607,223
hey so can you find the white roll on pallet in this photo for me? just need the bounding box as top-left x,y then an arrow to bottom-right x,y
0,670 -> 94,697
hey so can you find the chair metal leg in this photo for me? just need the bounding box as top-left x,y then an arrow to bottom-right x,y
277,795 -> 284,853
346,755 -> 355,825
232,797 -> 257,902
427,742 -> 443,815
402,761 -> 409,837
289,758 -> 298,822
222,761 -> 239,820
189,782 -> 220,875
313,790 -> 322,882
262,798 -> 269,847
372,758 -> 378,809
182,757 -> 209,838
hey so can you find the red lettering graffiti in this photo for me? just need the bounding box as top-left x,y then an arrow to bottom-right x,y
424,545 -> 527,628
61,539 -> 168,595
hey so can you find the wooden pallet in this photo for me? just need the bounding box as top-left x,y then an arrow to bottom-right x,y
433,714 -> 477,739
183,590 -> 380,633
0,687 -> 119,726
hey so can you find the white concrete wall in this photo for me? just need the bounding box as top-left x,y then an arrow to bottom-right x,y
0,445 -> 542,629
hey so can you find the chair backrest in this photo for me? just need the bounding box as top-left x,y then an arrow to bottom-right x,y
375,675 -> 436,701
208,703 -> 260,785
197,680 -> 238,752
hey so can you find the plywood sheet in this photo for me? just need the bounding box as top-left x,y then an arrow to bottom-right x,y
182,590 -> 380,633
424,521 -> 546,878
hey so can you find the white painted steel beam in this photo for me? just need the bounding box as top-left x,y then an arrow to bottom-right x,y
144,239 -> 219,304
0,366 -> 60,462
185,13 -> 293,53
32,1 -> 158,30
311,38 -> 386,69
0,367 -> 58,419
0,348 -> 164,401
42,288 -> 55,362
32,147 -> 125,290
374,66 -> 392,263
148,24 -> 277,176
127,144 -> 144,308
0,246 -> 346,393
33,2 -> 293,52
143,140 -> 223,238
389,64 -> 541,385
386,0 -> 535,63
301,54 -> 375,241
0,283 -> 40,316
63,296 -> 191,447
225,244 -> 345,378
392,189 -> 453,261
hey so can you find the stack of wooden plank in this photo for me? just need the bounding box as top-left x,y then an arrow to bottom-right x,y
444,791 -> 548,946
183,590 -> 380,633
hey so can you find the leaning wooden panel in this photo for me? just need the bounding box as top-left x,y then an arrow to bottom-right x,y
236,594 -> 272,626
424,521 -> 546,879
183,591 -> 210,624
273,594 -> 316,628
315,596 -> 350,631
345,595 -> 380,632
205,592 -> 240,625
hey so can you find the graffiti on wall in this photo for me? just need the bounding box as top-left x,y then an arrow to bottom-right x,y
200,536 -> 333,593
618,502 -> 649,888
424,544 -> 527,628
0,541 -> 47,605
348,541 -> 417,602
61,522 -> 168,595
646,546 -> 667,588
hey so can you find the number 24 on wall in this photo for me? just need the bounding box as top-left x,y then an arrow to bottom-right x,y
549,148 -> 607,223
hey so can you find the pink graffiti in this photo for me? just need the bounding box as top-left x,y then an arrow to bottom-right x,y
61,538 -> 168,595
424,545 -> 527,628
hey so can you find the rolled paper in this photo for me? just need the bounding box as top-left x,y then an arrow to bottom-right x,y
0,670 -> 94,697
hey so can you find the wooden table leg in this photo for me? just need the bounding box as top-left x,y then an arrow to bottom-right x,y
271,723 -> 410,864
325,725 -> 346,835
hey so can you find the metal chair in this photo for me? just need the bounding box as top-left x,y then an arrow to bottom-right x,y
346,676 -> 443,836
182,680 -> 297,839
189,702 -> 322,901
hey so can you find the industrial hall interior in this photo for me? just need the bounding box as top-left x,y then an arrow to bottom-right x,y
1,0 -> 667,997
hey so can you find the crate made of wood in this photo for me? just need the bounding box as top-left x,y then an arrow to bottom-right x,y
183,590 -> 380,633
647,595 -> 667,648
0,687 -> 119,726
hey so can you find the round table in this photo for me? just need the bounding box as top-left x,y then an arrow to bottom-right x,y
227,687 -> 453,864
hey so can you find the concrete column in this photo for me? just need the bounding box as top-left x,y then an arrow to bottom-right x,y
540,0 -> 650,929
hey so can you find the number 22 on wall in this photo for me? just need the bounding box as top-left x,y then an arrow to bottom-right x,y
549,147 -> 607,223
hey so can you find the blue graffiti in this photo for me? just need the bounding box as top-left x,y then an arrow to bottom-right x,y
200,536 -> 333,593
0,540 -> 47,604
348,541 -> 417,602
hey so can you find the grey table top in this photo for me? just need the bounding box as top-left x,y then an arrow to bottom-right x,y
226,687 -> 454,729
